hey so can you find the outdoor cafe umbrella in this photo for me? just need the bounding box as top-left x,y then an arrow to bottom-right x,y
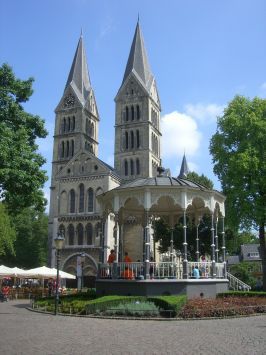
25,266 -> 76,279
0,265 -> 13,277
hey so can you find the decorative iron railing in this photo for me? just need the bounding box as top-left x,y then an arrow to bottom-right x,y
226,272 -> 251,291
98,261 -> 226,280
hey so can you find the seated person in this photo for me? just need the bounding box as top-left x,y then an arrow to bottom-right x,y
121,266 -> 134,279
192,266 -> 200,279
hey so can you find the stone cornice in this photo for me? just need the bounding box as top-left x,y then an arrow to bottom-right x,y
59,214 -> 102,222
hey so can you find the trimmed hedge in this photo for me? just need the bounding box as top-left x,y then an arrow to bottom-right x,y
85,296 -> 145,314
217,291 -> 266,298
147,295 -> 187,317
85,295 -> 187,317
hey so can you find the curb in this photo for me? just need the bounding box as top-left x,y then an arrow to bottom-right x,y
26,307 -> 266,321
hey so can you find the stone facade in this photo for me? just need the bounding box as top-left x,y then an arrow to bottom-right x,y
48,23 -> 160,279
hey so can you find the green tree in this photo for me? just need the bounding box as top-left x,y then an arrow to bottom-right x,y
0,63 -> 48,213
229,262 -> 258,290
153,215 -> 212,259
0,207 -> 48,268
187,171 -> 214,189
0,203 -> 16,256
210,95 -> 266,290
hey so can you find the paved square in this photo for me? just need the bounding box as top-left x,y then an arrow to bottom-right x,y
0,300 -> 265,354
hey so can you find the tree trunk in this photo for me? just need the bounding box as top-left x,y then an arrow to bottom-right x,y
259,223 -> 266,291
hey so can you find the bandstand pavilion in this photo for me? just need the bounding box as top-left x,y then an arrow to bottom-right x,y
96,165 -> 229,298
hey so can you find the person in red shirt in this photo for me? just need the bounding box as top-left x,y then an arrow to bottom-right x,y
107,249 -> 116,264
124,251 -> 132,263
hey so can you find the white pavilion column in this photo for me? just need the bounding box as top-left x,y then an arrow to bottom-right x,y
181,191 -> 188,279
195,215 -> 201,262
113,195 -> 120,278
211,213 -> 216,278
182,209 -> 188,279
144,190 -> 151,279
215,215 -> 219,262
221,216 -> 226,277
112,213 -> 119,278
169,215 -> 174,264
144,210 -> 151,279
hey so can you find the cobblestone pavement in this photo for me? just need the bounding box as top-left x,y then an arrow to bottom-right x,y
0,300 -> 265,355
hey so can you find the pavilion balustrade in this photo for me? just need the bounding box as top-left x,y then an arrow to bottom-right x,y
98,261 -> 226,280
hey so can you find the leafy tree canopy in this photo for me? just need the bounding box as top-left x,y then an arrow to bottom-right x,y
0,63 -> 48,213
0,207 -> 48,268
210,95 -> 266,290
153,215 -> 213,260
186,171 -> 214,189
0,203 -> 16,256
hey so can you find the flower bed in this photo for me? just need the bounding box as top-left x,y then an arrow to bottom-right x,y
179,297 -> 266,318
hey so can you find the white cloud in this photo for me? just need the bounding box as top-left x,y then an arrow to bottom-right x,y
260,82 -> 266,91
184,103 -> 224,124
161,111 -> 202,159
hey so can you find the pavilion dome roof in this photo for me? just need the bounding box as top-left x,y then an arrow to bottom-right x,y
116,176 -> 212,191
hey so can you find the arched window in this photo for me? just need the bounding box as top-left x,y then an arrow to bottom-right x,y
66,141 -> 70,157
91,122 -> 94,138
61,141 -> 65,158
58,224 -> 65,238
125,160 -> 128,176
71,140 -> 74,157
63,118 -> 66,132
126,106 -> 129,121
130,159 -> 134,175
72,116 -> 75,131
69,189 -> 75,213
86,223 -> 93,245
137,105 -> 140,120
95,222 -> 102,238
79,184 -> 84,213
77,224 -> 84,245
136,158 -> 140,175
68,224 -> 74,245
68,117 -> 71,132
130,131 -> 134,149
125,131 -> 129,149
86,119 -> 89,135
131,106 -> 134,121
88,188 -> 94,212
136,130 -> 140,148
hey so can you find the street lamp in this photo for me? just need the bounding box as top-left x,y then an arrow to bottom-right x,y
80,252 -> 86,291
54,229 -> 65,315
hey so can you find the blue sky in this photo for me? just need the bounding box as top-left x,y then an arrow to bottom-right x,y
1,0 -> 266,208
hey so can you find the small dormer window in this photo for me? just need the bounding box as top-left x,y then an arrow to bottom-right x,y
247,252 -> 259,258
94,165 -> 98,171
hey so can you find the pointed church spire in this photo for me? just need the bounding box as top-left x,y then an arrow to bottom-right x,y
65,35 -> 91,100
122,21 -> 154,89
178,153 -> 189,178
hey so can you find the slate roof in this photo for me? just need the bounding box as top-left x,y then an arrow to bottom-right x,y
65,35 -> 91,101
179,154 -> 189,178
226,255 -> 240,265
116,176 -> 211,191
122,21 -> 154,91
240,244 -> 261,261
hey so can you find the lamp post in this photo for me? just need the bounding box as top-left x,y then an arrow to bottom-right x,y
80,252 -> 86,291
54,229 -> 65,315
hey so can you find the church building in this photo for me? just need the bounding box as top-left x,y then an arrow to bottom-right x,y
48,21 -> 163,283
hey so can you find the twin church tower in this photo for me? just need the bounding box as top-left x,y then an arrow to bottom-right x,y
48,22 -> 162,271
